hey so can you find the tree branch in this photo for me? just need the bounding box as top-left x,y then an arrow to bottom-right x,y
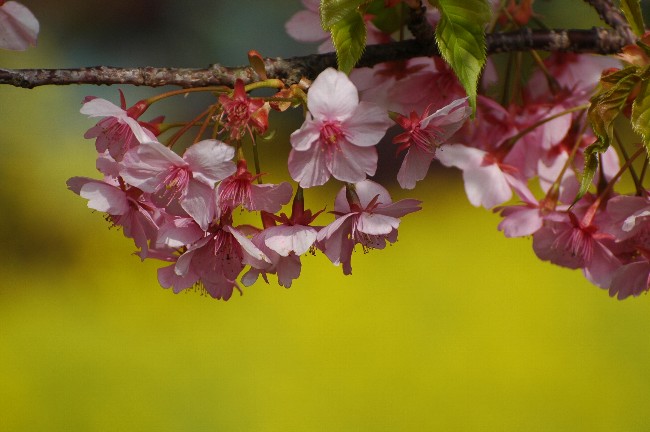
0,27 -> 634,89
584,0 -> 636,43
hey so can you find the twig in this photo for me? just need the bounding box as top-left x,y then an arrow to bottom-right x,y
0,27 -> 633,89
583,0 -> 637,44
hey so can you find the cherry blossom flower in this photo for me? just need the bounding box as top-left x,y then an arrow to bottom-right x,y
436,144 -> 530,209
218,79 -> 269,140
0,1 -> 38,51
317,180 -> 421,274
216,159 -> 292,214
241,192 -> 324,288
393,97 -> 470,189
81,93 -> 159,161
158,212 -> 270,300
533,208 -> 621,289
120,139 -> 236,230
67,176 -> 160,259
288,68 -> 392,188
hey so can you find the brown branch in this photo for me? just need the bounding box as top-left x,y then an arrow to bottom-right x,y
0,27 -> 633,89
584,0 -> 637,44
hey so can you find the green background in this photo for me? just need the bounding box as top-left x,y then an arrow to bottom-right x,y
1,1 -> 649,431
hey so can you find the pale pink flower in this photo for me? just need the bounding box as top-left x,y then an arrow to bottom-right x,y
392,97 -> 470,189
67,176 -> 159,259
317,180 -> 421,274
288,68 -> 391,188
217,159 -> 292,214
241,195 -> 324,288
0,1 -> 38,51
81,94 -> 158,161
241,228 -> 303,288
120,139 -> 236,230
436,144 -> 529,209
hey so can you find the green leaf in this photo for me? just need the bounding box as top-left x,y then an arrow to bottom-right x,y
366,0 -> 407,34
632,71 -> 650,150
620,0 -> 645,37
576,67 -> 641,200
320,0 -> 366,30
431,0 -> 491,115
331,10 -> 367,74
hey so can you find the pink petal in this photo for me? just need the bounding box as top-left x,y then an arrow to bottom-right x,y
463,164 -> 512,208
285,9 -> 328,42
264,225 -> 318,256
357,213 -> 400,235
344,102 -> 391,147
497,206 -> 543,237
249,182 -> 293,213
78,181 -> 129,215
436,144 -> 485,170
397,146 -> 436,189
120,141 -> 186,191
376,199 -> 423,218
290,117 -> 320,151
609,261 -> 650,300
181,180 -> 217,231
329,140 -> 377,183
288,146 -> 330,188
0,1 -> 38,51
308,68 -> 359,120
183,139 -> 236,185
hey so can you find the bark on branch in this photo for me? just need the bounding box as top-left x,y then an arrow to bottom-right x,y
0,27 -> 635,89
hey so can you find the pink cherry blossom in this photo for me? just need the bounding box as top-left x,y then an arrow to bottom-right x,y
159,213 -> 270,300
393,97 -> 470,189
317,180 -> 421,274
217,159 -> 292,214
120,139 -> 236,230
241,228 -> 303,288
81,93 -> 158,161
0,1 -> 38,51
436,144 -> 529,209
67,176 -> 160,259
533,209 -> 621,289
288,68 -> 392,188
218,79 -> 269,140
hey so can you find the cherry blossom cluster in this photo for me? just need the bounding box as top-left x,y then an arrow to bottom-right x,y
56,0 -> 650,300
67,71 -> 423,300
283,0 -> 650,300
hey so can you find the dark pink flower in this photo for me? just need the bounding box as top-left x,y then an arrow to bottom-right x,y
216,159 -> 292,214
317,180 -> 421,274
218,79 -> 269,140
159,213 -> 270,300
288,68 -> 391,188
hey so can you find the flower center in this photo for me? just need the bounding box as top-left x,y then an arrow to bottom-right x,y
320,120 -> 344,146
155,165 -> 191,206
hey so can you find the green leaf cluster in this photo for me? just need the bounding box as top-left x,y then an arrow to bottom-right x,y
429,0 -> 491,115
320,0 -> 368,74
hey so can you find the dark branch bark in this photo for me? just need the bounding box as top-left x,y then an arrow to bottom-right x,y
0,27 -> 635,89
584,0 -> 636,43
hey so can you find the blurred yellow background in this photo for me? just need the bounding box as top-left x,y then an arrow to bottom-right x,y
1,1 -> 650,431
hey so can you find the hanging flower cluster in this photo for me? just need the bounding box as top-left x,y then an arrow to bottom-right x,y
60,0 -> 650,300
